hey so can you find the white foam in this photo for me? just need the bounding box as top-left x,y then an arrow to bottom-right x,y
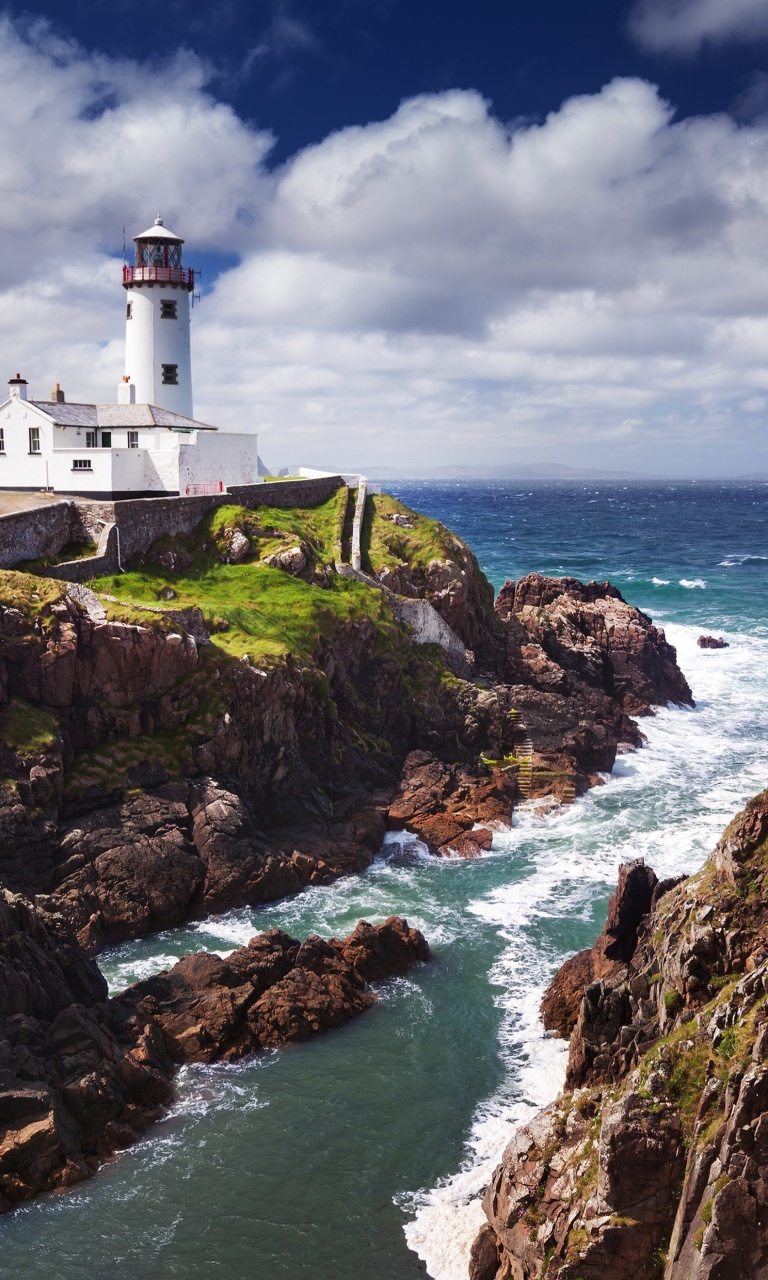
652,577 -> 670,585
404,620 -> 768,1279
679,578 -> 706,588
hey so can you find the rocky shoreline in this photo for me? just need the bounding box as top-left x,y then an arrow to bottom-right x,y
471,792 -> 768,1280
0,496 -> 693,1215
0,891 -> 427,1213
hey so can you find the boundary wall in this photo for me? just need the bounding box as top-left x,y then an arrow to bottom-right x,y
0,503 -> 73,569
0,476 -> 344,576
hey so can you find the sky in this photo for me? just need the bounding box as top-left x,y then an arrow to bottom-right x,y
3,0 -> 768,476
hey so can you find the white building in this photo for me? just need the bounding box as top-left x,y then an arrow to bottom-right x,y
0,218 -> 259,498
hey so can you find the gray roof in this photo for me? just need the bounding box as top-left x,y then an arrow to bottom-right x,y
27,402 -> 217,431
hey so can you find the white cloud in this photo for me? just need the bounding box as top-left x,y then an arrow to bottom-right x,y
629,0 -> 768,54
2,17 -> 768,475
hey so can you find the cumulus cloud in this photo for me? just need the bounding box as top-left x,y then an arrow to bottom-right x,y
629,0 -> 768,54
3,16 -> 768,475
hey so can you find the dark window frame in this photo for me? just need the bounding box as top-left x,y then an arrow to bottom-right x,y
161,363 -> 178,385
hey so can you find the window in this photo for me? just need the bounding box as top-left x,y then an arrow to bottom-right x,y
28,427 -> 40,454
86,430 -> 97,448
126,301 -> 133,319
0,428 -> 5,453
162,363 -> 178,385
160,300 -> 177,320
101,431 -> 112,448
127,430 -> 139,449
72,459 -> 92,471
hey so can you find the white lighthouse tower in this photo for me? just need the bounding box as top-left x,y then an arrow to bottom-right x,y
123,217 -> 194,418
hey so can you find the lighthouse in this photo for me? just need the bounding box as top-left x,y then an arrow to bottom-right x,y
122,217 -> 194,418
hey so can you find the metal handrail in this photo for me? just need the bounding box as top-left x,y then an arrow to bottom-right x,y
123,265 -> 195,289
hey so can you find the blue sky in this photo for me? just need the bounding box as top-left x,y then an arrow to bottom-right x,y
4,0 -> 768,474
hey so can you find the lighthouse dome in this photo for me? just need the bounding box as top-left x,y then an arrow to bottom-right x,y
133,217 -> 184,244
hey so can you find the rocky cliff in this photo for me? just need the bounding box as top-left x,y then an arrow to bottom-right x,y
0,493 -> 693,1216
472,790 -> 768,1280
0,546 -> 690,948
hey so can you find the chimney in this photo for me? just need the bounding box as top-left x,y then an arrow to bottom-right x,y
8,373 -> 28,401
118,376 -> 136,405
51,383 -> 65,404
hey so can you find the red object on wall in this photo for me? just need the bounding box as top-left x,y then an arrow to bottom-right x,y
185,481 -> 223,496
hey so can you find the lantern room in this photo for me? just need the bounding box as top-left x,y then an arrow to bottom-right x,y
122,218 -> 194,290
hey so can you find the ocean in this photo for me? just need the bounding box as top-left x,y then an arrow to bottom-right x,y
2,480 -> 767,1280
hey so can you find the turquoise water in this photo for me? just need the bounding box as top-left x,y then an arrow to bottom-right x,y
2,482 -> 768,1280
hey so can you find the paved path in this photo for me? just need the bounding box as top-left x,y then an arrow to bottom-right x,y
0,491 -> 63,515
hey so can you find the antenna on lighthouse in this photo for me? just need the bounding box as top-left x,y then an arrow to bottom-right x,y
122,226 -> 126,266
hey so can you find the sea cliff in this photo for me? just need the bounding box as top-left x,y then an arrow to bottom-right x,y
0,490 -> 692,1211
472,791 -> 768,1279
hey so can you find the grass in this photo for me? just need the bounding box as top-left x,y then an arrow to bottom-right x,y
360,491 -> 467,575
0,697 -> 59,757
0,569 -> 66,630
664,989 -> 683,1014
91,560 -> 392,665
88,493 -> 399,666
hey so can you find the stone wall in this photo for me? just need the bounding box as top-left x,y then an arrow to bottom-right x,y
0,502 -> 74,569
4,476 -> 345,577
44,524 -> 120,583
110,476 -> 344,561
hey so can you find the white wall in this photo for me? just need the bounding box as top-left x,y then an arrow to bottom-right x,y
0,397 -> 52,488
124,283 -> 193,418
144,441 -> 182,492
179,431 -> 259,493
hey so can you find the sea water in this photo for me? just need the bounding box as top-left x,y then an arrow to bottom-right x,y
2,481 -> 767,1280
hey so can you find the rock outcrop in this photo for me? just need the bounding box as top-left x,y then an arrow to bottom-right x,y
0,888 -> 173,1214
0,890 -> 428,1214
118,916 -> 429,1061
472,790 -> 768,1280
0,554 -> 691,950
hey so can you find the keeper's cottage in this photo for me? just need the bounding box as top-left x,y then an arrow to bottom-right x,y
0,217 -> 258,499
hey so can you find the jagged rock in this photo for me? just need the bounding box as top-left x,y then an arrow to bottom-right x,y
263,545 -> 307,575
387,749 -> 516,855
118,917 -> 429,1062
541,859 -> 658,1040
226,529 -> 251,563
475,790 -> 768,1280
698,635 -> 729,649
189,777 -> 300,912
498,573 -> 694,713
468,1223 -> 502,1280
0,889 -> 174,1214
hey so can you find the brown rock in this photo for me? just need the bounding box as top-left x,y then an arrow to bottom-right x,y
119,917 -> 430,1064
0,889 -> 173,1213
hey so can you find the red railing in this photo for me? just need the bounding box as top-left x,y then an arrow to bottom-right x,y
123,265 -> 195,289
186,481 -> 223,496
